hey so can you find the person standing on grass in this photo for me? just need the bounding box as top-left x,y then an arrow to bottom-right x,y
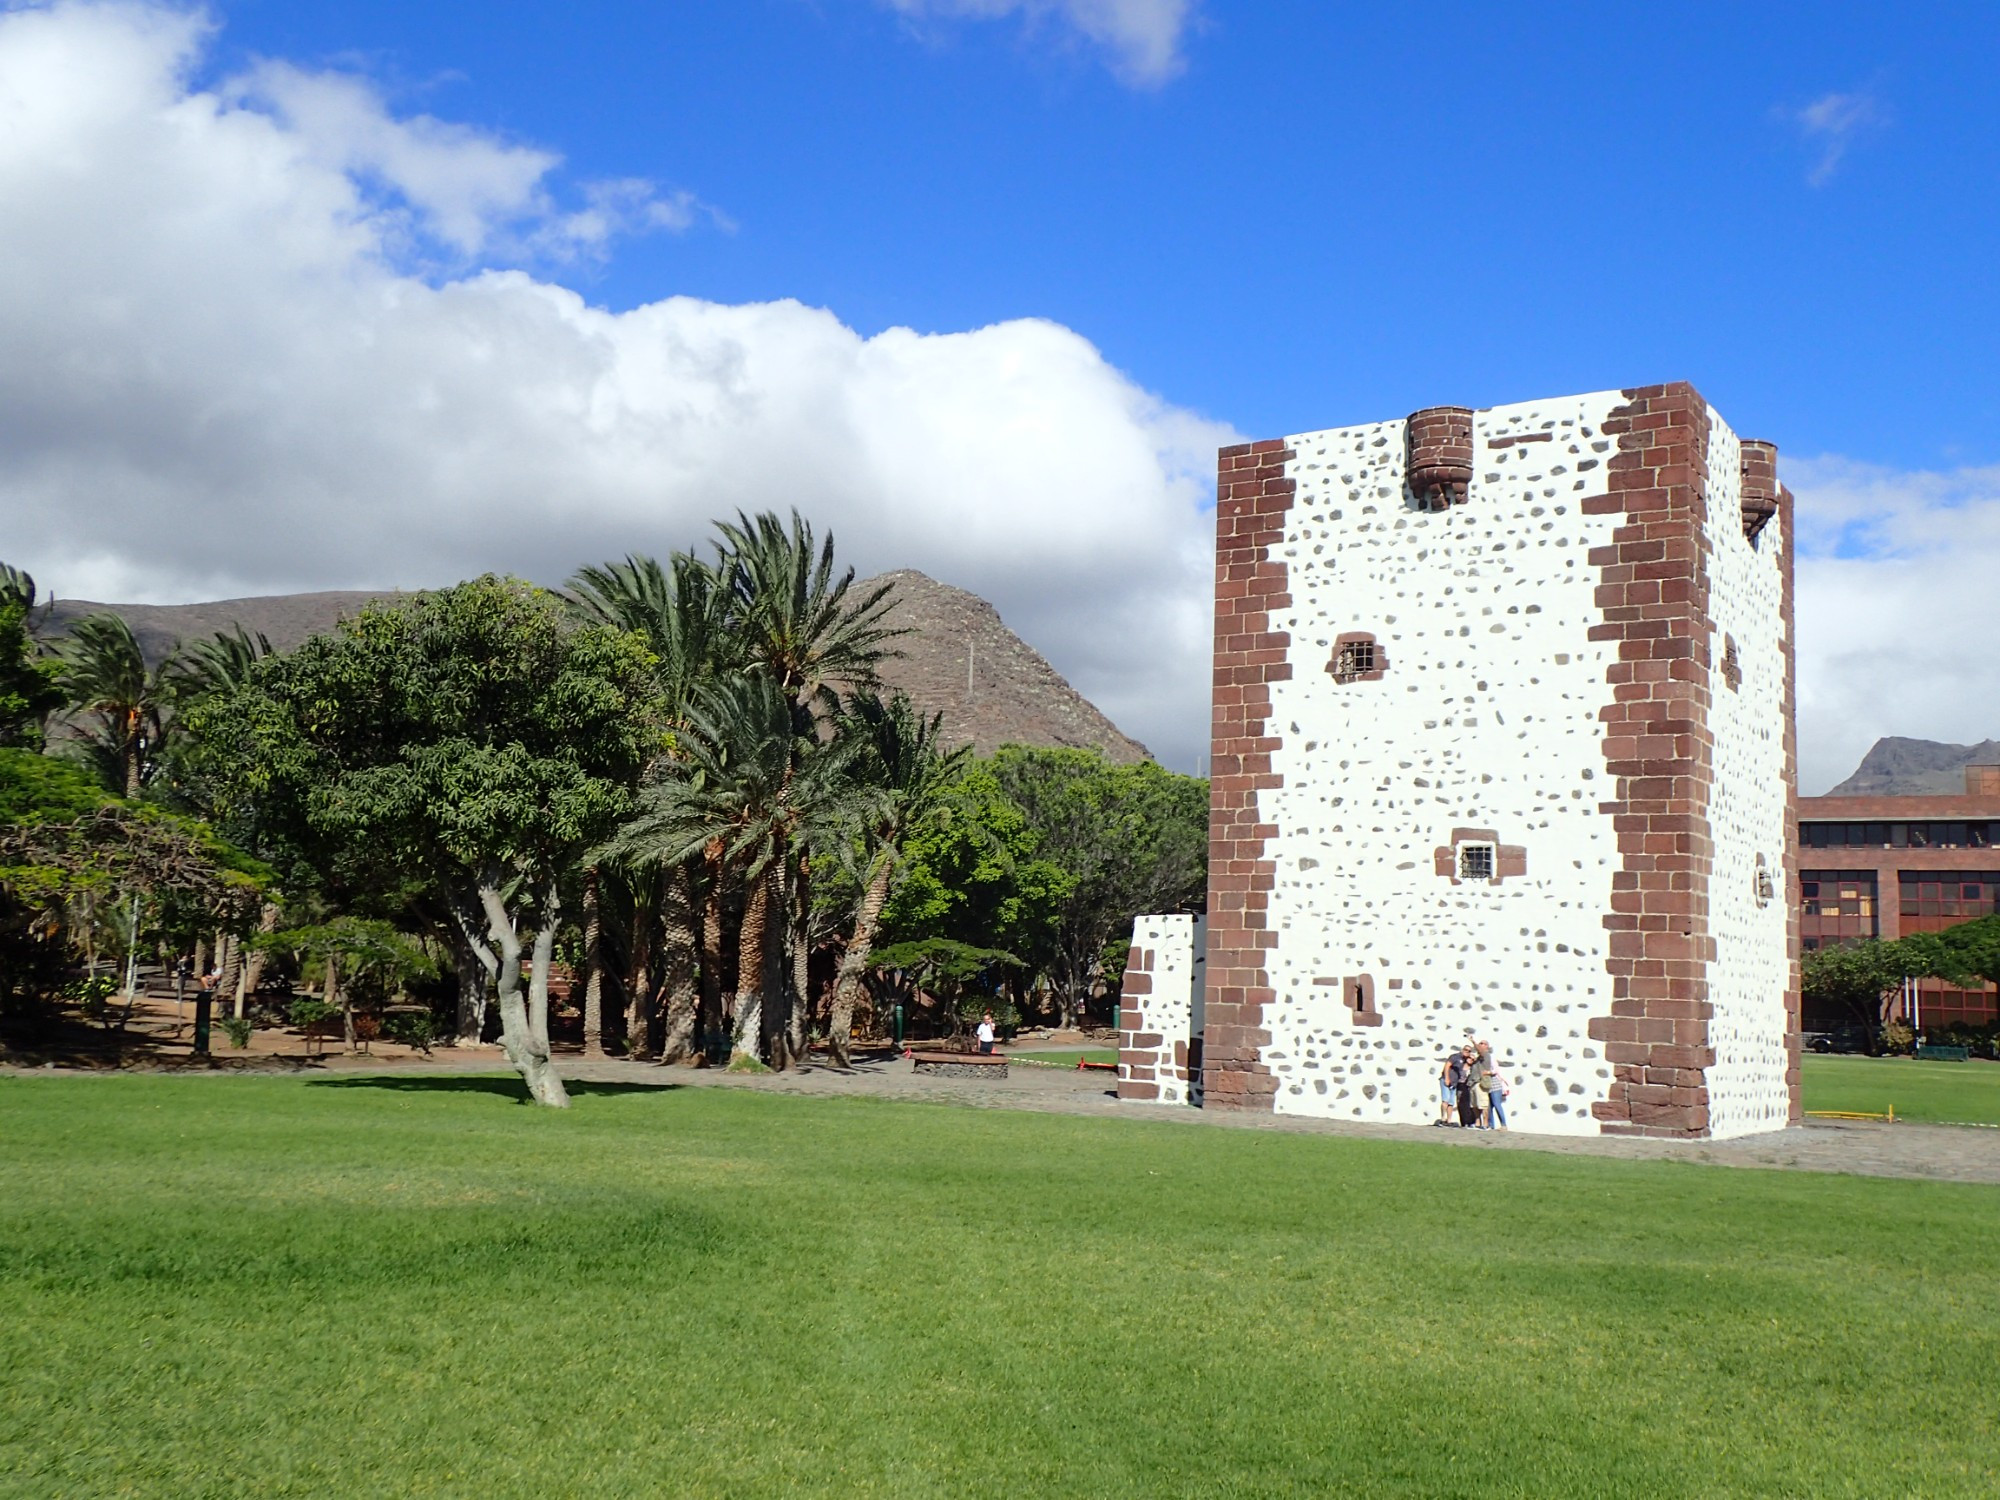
976,1011 -> 996,1056
1436,1053 -> 1457,1127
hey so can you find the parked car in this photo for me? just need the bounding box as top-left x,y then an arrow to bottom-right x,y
1808,1023 -> 1879,1055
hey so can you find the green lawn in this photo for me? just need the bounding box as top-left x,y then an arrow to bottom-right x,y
1009,1047 -> 1118,1067
3,1077 -> 1998,1497
1803,1053 -> 2000,1124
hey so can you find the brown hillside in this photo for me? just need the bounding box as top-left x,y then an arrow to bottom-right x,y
43,572 -> 1149,764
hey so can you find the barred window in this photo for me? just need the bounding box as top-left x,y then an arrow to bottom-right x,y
1458,843 -> 1495,882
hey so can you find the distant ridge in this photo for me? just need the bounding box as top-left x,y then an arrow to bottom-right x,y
1827,737 -> 2000,797
42,572 -> 1149,765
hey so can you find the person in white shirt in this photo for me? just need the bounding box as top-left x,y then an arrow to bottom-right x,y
976,1013 -> 996,1055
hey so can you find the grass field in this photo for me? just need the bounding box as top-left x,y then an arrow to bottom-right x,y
1803,1053 -> 2000,1124
1010,1047 -> 1118,1067
4,1077 -> 1999,1497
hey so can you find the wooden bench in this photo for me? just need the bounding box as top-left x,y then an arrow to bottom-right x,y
910,1050 -> 1009,1079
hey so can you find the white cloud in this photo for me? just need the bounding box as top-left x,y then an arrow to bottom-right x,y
878,0 -> 1196,86
1787,88 -> 1885,186
1788,455 -> 2000,791
0,1 -> 1231,768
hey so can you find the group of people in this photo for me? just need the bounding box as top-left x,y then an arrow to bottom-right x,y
1437,1040 -> 1509,1130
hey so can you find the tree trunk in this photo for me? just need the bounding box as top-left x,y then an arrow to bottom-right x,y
625,884 -> 655,1059
330,951 -> 351,1049
785,860 -> 811,1069
731,865 -> 772,1066
480,881 -> 568,1107
580,865 -> 605,1059
829,855 -> 894,1068
240,902 -> 279,1019
123,732 -> 141,800
449,904 -> 496,1045
763,862 -> 790,1070
528,882 -> 559,1063
698,843 -> 726,1060
657,863 -> 700,1064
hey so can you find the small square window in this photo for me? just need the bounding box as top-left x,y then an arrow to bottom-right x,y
1458,843 -> 1495,882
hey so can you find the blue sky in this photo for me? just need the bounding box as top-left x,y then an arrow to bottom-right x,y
3,1 -> 1998,788
202,0 -> 2000,462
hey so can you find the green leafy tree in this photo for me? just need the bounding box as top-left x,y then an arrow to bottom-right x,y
0,748 -> 268,1020
256,916 -> 437,1048
0,564 -> 63,750
989,748 -> 1208,1027
868,937 -> 1020,1042
185,577 -> 660,1106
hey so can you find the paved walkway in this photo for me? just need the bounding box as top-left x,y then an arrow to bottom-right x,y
79,1046 -> 1984,1187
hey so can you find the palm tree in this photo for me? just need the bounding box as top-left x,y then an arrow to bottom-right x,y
568,551 -> 734,1061
172,623 -> 273,702
714,510 -> 902,716
826,694 -> 970,1065
613,673 -> 867,1068
55,613 -> 179,797
713,511 -> 903,1058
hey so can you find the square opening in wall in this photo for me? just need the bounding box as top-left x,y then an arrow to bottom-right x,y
1458,843 -> 1496,882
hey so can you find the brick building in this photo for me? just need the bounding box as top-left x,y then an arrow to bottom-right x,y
1799,764 -> 2000,1028
1119,383 -> 1801,1140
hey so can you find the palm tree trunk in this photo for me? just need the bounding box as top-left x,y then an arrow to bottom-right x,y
122,715 -> 141,800
657,862 -> 700,1064
580,865 -> 605,1059
698,843 -> 726,1060
785,860 -> 811,1068
829,854 -> 894,1068
625,883 -> 655,1059
731,865 -> 773,1065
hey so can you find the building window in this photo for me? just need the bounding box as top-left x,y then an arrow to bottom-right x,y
1897,872 -> 2000,933
1800,869 -> 1878,944
1327,631 -> 1386,684
1458,843 -> 1496,882
1754,854 -> 1774,908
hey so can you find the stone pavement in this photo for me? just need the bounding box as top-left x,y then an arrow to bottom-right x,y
306,1048 -> 2000,1188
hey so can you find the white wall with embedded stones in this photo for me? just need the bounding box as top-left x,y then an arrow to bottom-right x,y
1118,914 -> 1202,1105
1699,410 -> 1794,1139
1255,392 -> 1636,1134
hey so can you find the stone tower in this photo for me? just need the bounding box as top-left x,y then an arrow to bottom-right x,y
1129,383 -> 1799,1141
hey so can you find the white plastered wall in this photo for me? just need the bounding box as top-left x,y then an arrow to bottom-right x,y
1255,392 -> 1634,1134
1699,410 -> 1794,1138
1120,913 -> 1201,1105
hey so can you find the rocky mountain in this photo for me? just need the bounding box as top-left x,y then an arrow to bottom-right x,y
1827,737 -> 2000,797
41,571 -> 1150,764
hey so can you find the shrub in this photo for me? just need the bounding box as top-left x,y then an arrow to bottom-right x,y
1879,1021 -> 1915,1056
382,1010 -> 437,1054
218,1016 -> 254,1049
287,998 -> 338,1031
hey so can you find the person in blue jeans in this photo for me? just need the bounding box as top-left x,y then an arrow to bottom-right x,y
1484,1065 -> 1511,1130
